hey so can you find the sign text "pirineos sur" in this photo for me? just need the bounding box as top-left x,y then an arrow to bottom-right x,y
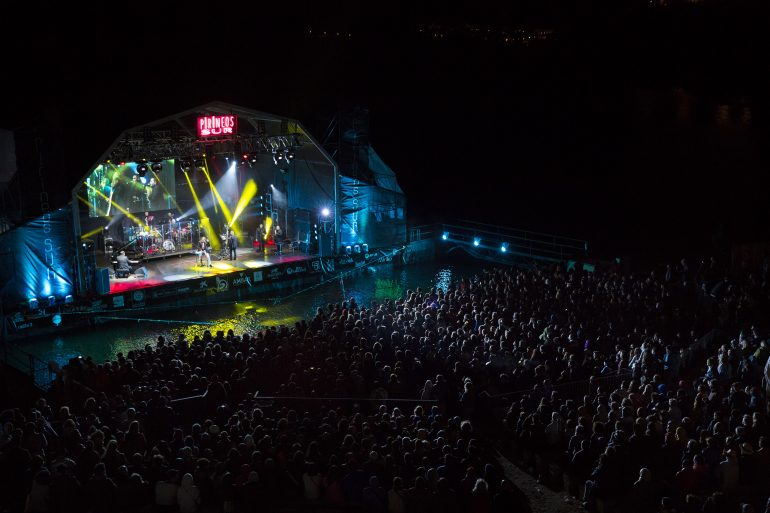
197,115 -> 238,137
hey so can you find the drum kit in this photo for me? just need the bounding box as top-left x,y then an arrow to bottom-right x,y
123,218 -> 197,256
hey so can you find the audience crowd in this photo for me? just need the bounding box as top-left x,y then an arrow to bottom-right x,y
0,255 -> 769,513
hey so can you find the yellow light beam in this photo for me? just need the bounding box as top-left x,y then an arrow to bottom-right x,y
202,159 -> 242,239
150,170 -> 181,212
84,183 -> 144,226
183,171 -> 220,250
230,179 -> 257,227
200,156 -> 218,215
264,216 -> 273,240
80,227 -> 104,239
77,194 -> 109,217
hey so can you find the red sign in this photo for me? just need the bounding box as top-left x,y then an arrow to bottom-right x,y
196,115 -> 237,137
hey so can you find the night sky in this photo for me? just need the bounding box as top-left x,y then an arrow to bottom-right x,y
1,1 -> 768,261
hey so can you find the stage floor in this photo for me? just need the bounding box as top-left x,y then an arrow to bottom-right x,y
108,250 -> 314,294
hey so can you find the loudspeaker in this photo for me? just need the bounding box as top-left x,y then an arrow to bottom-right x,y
95,268 -> 111,296
318,232 -> 334,257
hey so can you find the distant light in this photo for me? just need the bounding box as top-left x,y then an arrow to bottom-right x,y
52,314 -> 62,326
500,243 -> 507,253
442,232 -> 448,240
321,208 -> 330,217
473,238 -> 480,247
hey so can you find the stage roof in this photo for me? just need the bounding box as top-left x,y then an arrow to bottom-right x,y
72,101 -> 337,195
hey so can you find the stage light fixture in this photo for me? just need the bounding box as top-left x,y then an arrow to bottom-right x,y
151,162 -> 163,172
442,232 -> 448,240
194,158 -> 205,170
137,161 -> 149,176
28,298 -> 39,311
500,243 -> 508,253
180,159 -> 192,172
248,153 -> 258,164
285,149 -> 295,161
321,207 -> 330,217
473,238 -> 480,247
52,314 -> 62,326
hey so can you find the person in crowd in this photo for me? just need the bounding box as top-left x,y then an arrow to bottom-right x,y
177,473 -> 201,513
0,257 -> 768,513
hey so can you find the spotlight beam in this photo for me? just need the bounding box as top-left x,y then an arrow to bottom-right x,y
230,180 -> 257,228
202,159 -> 242,239
150,169 -> 181,212
84,183 -> 144,227
80,227 -> 104,240
183,171 -> 220,250
77,195 -> 108,217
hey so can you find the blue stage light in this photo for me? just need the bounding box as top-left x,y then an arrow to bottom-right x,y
442,232 -> 448,240
473,238 -> 480,247
52,314 -> 62,326
501,243 -> 507,253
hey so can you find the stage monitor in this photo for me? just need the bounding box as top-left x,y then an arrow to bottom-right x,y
84,159 -> 176,217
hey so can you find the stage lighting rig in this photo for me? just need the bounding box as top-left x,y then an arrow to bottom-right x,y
151,161 -> 163,172
180,159 -> 192,172
137,160 -> 150,176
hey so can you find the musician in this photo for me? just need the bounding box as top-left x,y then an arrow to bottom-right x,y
197,236 -> 212,267
129,174 -> 145,213
116,250 -> 132,276
228,229 -> 237,260
274,224 -> 283,240
146,177 -> 163,210
256,222 -> 265,252
144,211 -> 155,230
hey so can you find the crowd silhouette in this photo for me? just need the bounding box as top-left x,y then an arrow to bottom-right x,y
1,256 -> 769,513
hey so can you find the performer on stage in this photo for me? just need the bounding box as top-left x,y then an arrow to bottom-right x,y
116,250 -> 132,277
256,222 -> 265,252
228,229 -> 237,261
146,177 -> 163,210
197,236 -> 212,267
129,174 -> 145,213
144,211 -> 155,230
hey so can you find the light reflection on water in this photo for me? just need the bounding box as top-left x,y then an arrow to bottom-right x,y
23,262 -> 478,367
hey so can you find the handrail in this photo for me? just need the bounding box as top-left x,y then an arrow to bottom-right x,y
1,341 -> 53,390
458,219 -> 587,245
443,223 -> 586,251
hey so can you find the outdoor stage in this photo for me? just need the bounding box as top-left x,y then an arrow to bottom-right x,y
104,248 -> 315,294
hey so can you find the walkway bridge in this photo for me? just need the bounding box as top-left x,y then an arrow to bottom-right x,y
410,220 -> 588,266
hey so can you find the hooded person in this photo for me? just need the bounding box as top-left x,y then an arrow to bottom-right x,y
177,473 -> 201,513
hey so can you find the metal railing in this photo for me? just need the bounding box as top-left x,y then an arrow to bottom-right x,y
489,370 -> 633,404
1,341 -> 53,391
409,224 -> 436,243
440,220 -> 588,263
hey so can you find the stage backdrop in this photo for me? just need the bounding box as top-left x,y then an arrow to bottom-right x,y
0,206 -> 75,307
339,174 -> 406,249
